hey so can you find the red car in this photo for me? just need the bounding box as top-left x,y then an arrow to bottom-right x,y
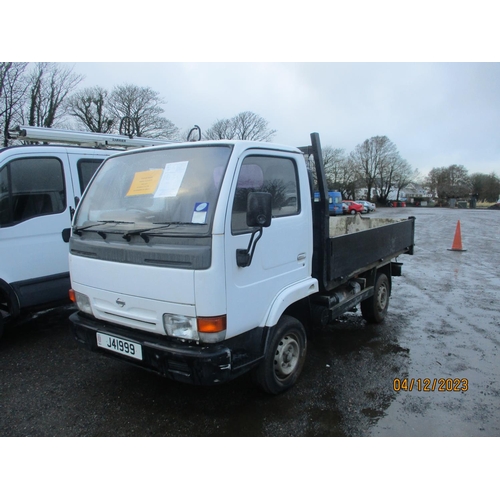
343,200 -> 364,215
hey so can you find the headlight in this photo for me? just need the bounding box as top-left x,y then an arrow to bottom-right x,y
162,314 -> 227,343
163,314 -> 199,340
73,290 -> 93,316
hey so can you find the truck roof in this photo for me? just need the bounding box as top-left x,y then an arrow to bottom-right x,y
100,139 -> 304,159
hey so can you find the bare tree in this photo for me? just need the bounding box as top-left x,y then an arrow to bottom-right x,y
204,111 -> 276,141
341,156 -> 360,200
391,160 -> 417,202
1,62 -> 29,146
232,111 -> 276,141
65,86 -> 114,133
350,136 -> 398,201
26,63 -> 84,128
322,146 -> 348,190
203,118 -> 235,140
304,146 -> 355,198
107,84 -> 179,139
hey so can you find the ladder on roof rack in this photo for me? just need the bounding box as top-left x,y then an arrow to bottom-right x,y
8,125 -> 174,149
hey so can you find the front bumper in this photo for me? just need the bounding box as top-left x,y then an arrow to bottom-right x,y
70,312 -> 265,386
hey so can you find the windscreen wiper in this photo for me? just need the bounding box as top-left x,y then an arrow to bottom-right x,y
73,220 -> 132,236
122,224 -> 175,242
122,222 -> 206,242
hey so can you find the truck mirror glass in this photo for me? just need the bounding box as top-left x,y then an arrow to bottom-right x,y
246,192 -> 272,228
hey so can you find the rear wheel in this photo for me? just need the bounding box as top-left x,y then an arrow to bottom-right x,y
253,315 -> 307,394
361,272 -> 390,323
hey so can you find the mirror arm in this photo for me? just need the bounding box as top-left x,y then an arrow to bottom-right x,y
236,227 -> 263,267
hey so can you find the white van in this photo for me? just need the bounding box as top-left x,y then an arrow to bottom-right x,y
0,126 -> 172,338
0,144 -> 115,336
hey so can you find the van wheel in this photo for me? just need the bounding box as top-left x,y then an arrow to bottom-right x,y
361,273 -> 390,323
253,315 -> 307,394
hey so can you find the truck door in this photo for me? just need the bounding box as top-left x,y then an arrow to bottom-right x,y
0,152 -> 77,308
224,152 -> 312,335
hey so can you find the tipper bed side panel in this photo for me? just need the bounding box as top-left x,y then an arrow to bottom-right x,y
327,218 -> 415,282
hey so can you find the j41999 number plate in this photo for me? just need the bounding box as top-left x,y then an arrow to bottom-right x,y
97,332 -> 142,360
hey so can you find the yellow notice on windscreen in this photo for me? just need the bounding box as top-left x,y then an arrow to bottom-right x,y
126,169 -> 163,196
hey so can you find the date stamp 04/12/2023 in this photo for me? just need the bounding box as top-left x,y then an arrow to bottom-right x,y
393,378 -> 469,392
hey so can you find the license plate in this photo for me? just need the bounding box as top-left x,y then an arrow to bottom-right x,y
96,332 -> 143,360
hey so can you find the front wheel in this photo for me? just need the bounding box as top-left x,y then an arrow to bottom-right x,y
253,315 -> 307,394
350,209 -> 356,215
361,272 -> 390,323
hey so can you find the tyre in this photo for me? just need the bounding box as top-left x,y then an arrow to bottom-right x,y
361,272 -> 390,323
350,209 -> 356,215
253,315 -> 307,394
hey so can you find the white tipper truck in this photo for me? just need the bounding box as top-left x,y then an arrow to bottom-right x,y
69,133 -> 415,393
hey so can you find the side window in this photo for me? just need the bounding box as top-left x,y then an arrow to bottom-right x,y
231,155 -> 299,233
77,159 -> 104,193
0,157 -> 65,227
0,166 -> 10,226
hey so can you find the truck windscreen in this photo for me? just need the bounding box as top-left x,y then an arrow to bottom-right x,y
74,145 -> 232,235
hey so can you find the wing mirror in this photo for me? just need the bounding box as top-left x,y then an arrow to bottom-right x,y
246,191 -> 272,227
237,192 -> 272,267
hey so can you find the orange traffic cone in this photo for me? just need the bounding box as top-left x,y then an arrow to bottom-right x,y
448,220 -> 466,251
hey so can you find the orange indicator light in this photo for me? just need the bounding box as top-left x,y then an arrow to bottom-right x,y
197,315 -> 227,333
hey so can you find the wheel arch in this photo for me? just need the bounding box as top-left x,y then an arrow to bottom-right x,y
363,262 -> 392,294
378,262 -> 393,295
263,278 -> 318,329
0,278 -> 20,319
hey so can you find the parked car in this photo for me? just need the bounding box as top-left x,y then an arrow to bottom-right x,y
354,201 -> 370,213
342,200 -> 364,215
355,200 -> 376,213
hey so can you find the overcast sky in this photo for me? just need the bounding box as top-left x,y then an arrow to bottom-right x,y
8,2 -> 499,178
65,62 -> 500,177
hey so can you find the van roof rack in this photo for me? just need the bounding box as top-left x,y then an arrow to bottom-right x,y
8,125 -> 174,149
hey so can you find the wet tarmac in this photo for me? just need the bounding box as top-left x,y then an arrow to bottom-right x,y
1,207 -> 499,436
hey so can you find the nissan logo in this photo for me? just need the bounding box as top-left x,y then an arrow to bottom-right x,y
116,298 -> 126,307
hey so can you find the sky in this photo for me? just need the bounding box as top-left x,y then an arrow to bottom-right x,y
64,62 -> 500,178
7,2 -> 500,179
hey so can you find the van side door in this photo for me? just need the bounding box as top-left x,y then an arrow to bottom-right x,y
0,151 -> 77,309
